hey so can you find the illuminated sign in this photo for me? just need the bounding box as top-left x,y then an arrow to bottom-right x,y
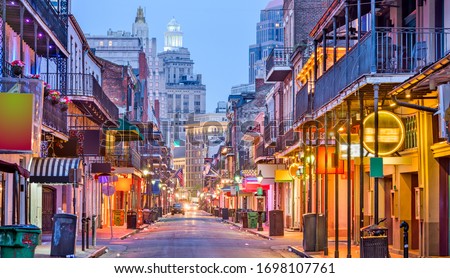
0,94 -> 33,152
363,111 -> 405,156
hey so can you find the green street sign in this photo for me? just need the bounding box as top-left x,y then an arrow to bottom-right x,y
257,187 -> 263,196
370,157 -> 384,178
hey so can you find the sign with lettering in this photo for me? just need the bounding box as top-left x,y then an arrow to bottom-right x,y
363,111 -> 405,156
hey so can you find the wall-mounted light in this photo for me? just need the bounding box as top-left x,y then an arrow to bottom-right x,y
257,170 -> 263,183
234,170 -> 242,183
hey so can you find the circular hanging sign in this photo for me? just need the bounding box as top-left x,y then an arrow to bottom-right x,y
362,110 -> 405,156
102,185 -> 115,196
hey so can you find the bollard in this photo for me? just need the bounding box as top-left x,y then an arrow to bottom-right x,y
400,221 -> 409,258
92,215 -> 97,247
86,217 -> 90,249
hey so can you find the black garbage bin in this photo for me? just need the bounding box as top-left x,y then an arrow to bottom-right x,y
127,211 -> 137,229
51,213 -> 77,257
302,213 -> 326,252
269,210 -> 284,236
157,207 -> 163,217
222,208 -> 229,220
360,224 -> 389,258
214,208 -> 219,217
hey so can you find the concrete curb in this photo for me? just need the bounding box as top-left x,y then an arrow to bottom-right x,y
288,245 -> 313,258
223,220 -> 273,240
88,246 -> 108,258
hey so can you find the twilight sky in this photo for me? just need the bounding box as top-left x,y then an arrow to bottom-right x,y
71,0 -> 272,112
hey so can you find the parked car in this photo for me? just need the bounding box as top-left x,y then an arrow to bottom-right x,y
171,203 -> 185,215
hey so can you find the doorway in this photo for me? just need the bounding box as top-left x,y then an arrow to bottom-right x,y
42,186 -> 56,232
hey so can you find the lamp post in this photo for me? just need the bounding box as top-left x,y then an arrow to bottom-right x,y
234,170 -> 242,223
256,170 -> 264,231
143,169 -> 152,209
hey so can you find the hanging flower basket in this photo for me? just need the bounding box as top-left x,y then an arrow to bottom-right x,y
12,65 -> 23,77
48,90 -> 61,105
59,96 -> 72,112
10,60 -> 25,77
59,103 -> 68,112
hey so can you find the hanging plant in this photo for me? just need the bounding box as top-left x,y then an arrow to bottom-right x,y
48,90 -> 61,105
59,96 -> 71,112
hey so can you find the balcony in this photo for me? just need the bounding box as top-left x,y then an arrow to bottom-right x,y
44,73 -> 119,126
42,98 -> 68,135
255,142 -> 275,163
295,84 -> 312,122
4,0 -> 68,57
264,124 -> 277,148
265,47 -> 293,82
313,27 -> 450,111
105,147 -> 141,169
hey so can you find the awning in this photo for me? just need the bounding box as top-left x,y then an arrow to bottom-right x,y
29,157 -> 83,184
242,183 -> 270,193
275,169 -> 293,182
106,118 -> 144,141
0,159 -> 30,178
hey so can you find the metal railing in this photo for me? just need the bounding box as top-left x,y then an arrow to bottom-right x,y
266,47 -> 293,76
295,82 -> 313,121
42,98 -> 68,134
44,73 -> 119,121
26,0 -> 68,48
263,124 -> 277,147
313,27 -> 450,110
105,147 -> 141,169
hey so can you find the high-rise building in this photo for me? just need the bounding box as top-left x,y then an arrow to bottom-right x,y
248,0 -> 284,84
157,18 -> 206,148
185,113 -> 227,197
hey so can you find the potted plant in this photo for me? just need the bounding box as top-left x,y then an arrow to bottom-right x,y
10,60 -> 25,77
48,90 -> 61,105
59,96 -> 71,111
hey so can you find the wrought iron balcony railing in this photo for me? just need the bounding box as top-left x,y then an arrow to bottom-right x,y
26,0 -> 68,48
313,27 -> 450,111
42,98 -> 68,135
266,47 -> 293,82
44,73 -> 119,123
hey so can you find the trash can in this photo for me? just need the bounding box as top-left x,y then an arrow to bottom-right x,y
302,213 -> 326,252
157,207 -> 163,217
269,210 -> 284,236
0,225 -> 41,258
214,208 -> 219,217
222,208 -> 229,220
360,224 -> 389,258
51,213 -> 77,257
247,211 -> 258,228
127,211 -> 137,229
143,209 -> 151,224
241,211 -> 248,228
229,209 -> 235,219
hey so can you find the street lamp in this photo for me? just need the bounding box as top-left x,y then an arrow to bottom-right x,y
233,170 -> 242,223
256,170 -> 263,183
143,169 -> 152,209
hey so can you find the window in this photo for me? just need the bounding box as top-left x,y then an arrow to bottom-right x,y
108,41 -> 113,47
99,41 -> 104,46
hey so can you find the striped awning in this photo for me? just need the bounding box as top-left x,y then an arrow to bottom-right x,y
29,157 -> 83,184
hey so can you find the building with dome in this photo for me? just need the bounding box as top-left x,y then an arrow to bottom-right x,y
164,18 -> 183,51
156,18 -> 206,149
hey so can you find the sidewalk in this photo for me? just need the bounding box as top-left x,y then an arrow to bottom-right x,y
32,212 -> 411,258
220,217 -> 408,258
34,223 -> 151,258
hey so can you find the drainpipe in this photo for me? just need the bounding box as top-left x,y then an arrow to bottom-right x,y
391,95 -> 438,113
